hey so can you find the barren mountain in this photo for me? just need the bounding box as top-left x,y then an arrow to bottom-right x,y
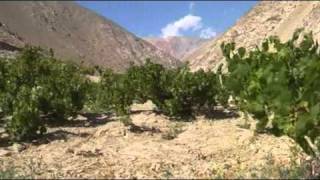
185,1 -> 320,72
144,36 -> 209,61
0,1 -> 180,71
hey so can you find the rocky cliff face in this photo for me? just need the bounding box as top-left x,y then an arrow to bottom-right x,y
0,1 -> 180,71
144,36 -> 209,61
186,1 -> 320,72
0,24 -> 24,59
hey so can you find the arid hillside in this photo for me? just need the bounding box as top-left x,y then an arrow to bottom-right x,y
144,36 -> 209,61
185,1 -> 320,71
0,1 -> 180,71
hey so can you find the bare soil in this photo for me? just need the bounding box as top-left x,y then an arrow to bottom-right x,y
0,102 -> 307,178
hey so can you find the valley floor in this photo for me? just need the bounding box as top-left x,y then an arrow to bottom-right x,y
0,102 -> 308,178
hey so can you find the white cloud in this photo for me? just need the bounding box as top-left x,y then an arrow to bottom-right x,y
161,14 -> 202,37
200,27 -> 217,39
160,11 -> 217,39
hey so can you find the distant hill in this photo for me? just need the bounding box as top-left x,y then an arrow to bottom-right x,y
144,36 -> 209,61
0,1 -> 180,71
185,1 -> 320,71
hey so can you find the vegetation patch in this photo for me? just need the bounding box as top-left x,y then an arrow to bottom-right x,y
0,28 -> 320,178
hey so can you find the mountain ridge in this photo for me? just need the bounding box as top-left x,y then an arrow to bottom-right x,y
185,1 -> 320,72
144,36 -> 210,61
0,1 -> 180,71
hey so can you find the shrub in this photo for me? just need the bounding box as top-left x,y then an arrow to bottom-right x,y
5,86 -> 45,141
222,29 -> 320,156
0,46 -> 88,140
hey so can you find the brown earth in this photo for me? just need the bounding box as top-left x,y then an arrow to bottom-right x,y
0,1 -> 180,71
0,102 -> 307,178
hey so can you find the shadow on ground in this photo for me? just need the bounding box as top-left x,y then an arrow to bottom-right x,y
130,109 -> 162,115
45,112 -> 115,128
198,107 -> 239,120
0,135 -> 11,148
31,129 -> 91,146
131,108 -> 239,122
0,113 -> 115,148
0,129 -> 91,148
127,123 -> 162,134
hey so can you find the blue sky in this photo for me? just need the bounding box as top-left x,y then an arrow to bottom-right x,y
77,1 -> 258,39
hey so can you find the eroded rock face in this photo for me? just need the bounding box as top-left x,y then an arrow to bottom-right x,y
0,1 -> 180,71
0,24 -> 24,59
185,1 -> 320,72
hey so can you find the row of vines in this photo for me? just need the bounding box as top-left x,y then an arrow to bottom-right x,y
0,46 -> 227,141
0,29 -> 319,158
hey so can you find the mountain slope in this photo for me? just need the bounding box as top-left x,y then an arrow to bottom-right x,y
0,1 -> 180,71
186,1 -> 320,72
144,36 -> 209,60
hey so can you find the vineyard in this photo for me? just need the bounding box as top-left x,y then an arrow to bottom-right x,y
0,47 -> 229,141
0,29 -> 319,177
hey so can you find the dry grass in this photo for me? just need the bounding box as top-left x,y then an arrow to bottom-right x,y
0,102 -> 312,178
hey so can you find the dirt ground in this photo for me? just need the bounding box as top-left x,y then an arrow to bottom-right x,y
0,101 -> 308,178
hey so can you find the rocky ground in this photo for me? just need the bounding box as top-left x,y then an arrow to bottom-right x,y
0,101 -> 309,178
